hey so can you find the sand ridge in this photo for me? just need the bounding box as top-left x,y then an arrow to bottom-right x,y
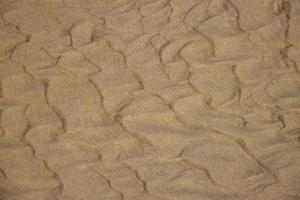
0,0 -> 300,199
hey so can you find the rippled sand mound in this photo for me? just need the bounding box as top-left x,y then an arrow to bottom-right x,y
0,0 -> 300,199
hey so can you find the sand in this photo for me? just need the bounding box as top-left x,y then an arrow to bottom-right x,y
0,0 -> 300,199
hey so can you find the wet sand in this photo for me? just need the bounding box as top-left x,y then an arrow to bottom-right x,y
0,0 -> 300,199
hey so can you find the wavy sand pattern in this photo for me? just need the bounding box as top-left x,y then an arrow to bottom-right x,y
1,0 -> 300,199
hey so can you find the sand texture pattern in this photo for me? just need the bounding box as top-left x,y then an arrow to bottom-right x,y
1,0 -> 300,199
